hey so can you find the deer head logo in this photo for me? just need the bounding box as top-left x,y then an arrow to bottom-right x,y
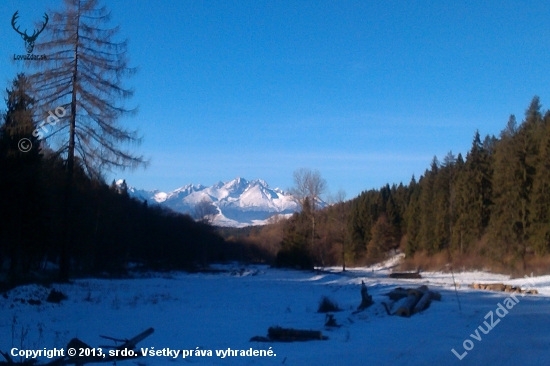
11,11 -> 48,54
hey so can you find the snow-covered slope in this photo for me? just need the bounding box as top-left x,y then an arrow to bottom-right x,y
121,177 -> 304,227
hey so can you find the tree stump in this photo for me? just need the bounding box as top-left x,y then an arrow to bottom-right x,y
325,314 -> 339,327
357,281 -> 373,311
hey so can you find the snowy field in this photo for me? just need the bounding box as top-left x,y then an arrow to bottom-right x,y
1,261 -> 550,366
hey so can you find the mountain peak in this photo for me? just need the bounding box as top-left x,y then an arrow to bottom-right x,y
121,177 -> 306,227
225,177 -> 249,190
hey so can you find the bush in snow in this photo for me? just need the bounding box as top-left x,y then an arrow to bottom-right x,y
318,296 -> 341,313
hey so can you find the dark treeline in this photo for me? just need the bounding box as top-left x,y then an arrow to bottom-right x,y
273,97 -> 550,272
0,75 -> 268,287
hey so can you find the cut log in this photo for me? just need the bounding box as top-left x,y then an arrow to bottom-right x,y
394,292 -> 422,317
249,336 -> 270,342
486,283 -> 505,291
386,286 -> 439,301
413,291 -> 432,314
389,296 -> 408,314
117,327 -> 154,350
430,291 -> 442,301
389,271 -> 422,279
267,327 -> 327,342
406,288 -> 423,297
386,288 -> 409,301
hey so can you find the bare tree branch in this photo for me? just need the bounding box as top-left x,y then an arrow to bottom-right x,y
26,0 -> 147,178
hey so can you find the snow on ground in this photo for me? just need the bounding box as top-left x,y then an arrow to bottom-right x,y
1,262 -> 549,366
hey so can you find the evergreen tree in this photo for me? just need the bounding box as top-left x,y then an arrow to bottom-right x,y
0,74 -> 45,282
528,110 -> 550,254
0,74 -> 41,160
453,132 -> 493,254
489,99 -> 541,265
416,157 -> 439,253
403,176 -> 421,257
348,190 -> 378,260
489,115 -> 522,259
432,152 -> 456,252
367,214 -> 397,260
276,199 -> 314,269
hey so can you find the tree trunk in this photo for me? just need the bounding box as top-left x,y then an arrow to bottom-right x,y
59,4 -> 81,283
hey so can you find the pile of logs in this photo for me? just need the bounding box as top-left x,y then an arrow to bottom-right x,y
383,285 -> 441,317
469,283 -> 538,294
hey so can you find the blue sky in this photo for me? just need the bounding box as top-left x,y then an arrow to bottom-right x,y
2,1 -> 550,199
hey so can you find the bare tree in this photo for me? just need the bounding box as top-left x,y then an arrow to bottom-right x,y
290,168 -> 327,256
290,168 -> 327,210
28,0 -> 146,180
193,198 -> 218,224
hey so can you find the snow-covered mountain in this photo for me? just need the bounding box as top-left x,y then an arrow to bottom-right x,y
121,177 -> 303,227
